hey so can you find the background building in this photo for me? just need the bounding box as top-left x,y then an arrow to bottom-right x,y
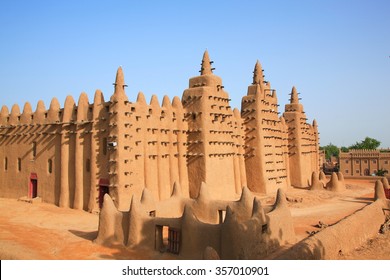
339,149 -> 390,176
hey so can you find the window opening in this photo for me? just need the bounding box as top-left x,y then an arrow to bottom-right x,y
48,159 -> 53,174
32,142 -> 37,157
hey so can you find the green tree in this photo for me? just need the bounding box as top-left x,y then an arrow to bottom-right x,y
320,143 -> 339,160
348,137 -> 381,150
340,146 -> 349,152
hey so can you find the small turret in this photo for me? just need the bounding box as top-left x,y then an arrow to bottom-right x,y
10,104 -> 21,124
33,100 -> 46,124
0,105 -> 9,124
21,102 -> 33,123
162,95 -> 171,109
63,95 -> 75,122
136,92 -> 147,105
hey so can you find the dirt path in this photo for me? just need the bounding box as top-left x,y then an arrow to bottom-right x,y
0,198 -> 161,260
0,178 -> 388,259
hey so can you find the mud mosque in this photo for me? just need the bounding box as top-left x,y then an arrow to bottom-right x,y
0,51 -> 331,258
0,51 -> 319,212
2,50 -> 389,261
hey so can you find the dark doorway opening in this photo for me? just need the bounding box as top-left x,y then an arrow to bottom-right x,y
98,178 -> 110,208
155,226 -> 181,254
29,173 -> 38,198
364,169 -> 370,176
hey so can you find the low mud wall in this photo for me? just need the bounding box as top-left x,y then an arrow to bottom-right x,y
277,199 -> 386,259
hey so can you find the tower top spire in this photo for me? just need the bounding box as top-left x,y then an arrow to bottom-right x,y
252,60 -> 264,85
200,50 -> 214,75
290,86 -> 299,104
111,66 -> 128,102
114,66 -> 127,91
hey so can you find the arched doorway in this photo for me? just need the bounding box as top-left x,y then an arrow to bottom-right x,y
364,169 -> 370,176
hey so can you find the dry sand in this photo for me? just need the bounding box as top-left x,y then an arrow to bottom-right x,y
0,178 -> 389,260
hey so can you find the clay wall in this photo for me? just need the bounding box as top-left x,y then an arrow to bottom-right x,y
0,91 -> 110,212
106,68 -> 190,210
276,198 -> 386,259
95,184 -> 295,260
0,100 -> 61,204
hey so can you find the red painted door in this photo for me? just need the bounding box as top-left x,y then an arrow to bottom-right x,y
29,173 -> 38,198
30,180 -> 38,198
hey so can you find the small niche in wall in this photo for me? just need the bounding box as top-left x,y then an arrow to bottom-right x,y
32,142 -> 37,158
262,224 -> 268,234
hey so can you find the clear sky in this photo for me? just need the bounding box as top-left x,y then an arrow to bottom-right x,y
0,0 -> 389,147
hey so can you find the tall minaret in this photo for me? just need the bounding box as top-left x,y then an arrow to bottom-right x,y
283,86 -> 318,187
108,67 -> 129,210
241,61 -> 289,194
181,50 -> 242,199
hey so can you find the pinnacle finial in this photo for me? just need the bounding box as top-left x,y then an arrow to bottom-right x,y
113,66 -> 127,93
290,86 -> 299,104
252,60 -> 264,85
200,50 -> 213,75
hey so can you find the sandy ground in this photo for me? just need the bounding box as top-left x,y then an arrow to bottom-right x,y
0,178 -> 389,260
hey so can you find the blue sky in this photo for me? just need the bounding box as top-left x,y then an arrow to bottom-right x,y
0,0 -> 389,147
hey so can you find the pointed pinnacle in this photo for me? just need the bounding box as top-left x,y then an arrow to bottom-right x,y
113,66 -> 127,93
290,86 -> 299,104
200,50 -> 213,75
252,60 -> 264,85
